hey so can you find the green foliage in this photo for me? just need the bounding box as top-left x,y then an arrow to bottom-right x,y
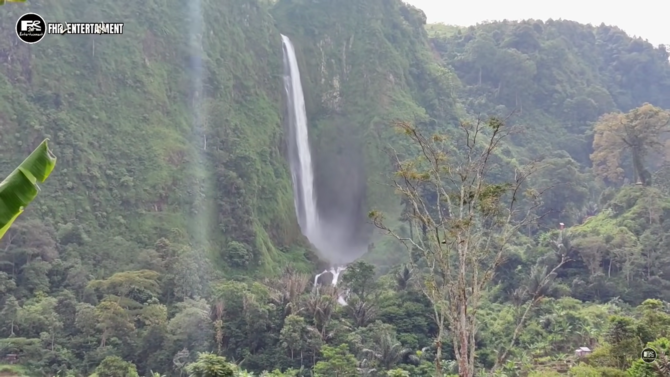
591,104 -> 670,185
429,19 -> 670,166
532,154 -> 592,226
564,185 -> 670,303
0,139 -> 56,240
569,363 -> 601,377
312,344 -> 358,377
1,1 -> 670,377
184,353 -> 235,377
94,356 -> 139,377
626,360 -> 657,377
528,371 -> 562,377
225,241 -> 253,268
0,0 -> 309,277
340,261 -> 377,300
386,368 -> 410,377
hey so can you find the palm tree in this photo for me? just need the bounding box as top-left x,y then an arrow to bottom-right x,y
495,259 -> 568,368
362,333 -> 411,370
265,267 -> 310,316
346,298 -> 378,328
407,347 -> 432,365
356,358 -> 378,376
578,323 -> 599,348
653,349 -> 670,376
304,286 -> 338,339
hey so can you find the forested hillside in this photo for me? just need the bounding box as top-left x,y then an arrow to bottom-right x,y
2,0 -> 670,376
428,20 -> 670,165
0,0 -> 313,278
0,0 -> 316,373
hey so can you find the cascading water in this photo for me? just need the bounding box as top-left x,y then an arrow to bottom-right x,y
281,35 -> 349,302
314,266 -> 348,305
281,35 -> 320,241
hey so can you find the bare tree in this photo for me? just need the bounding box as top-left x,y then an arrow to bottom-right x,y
369,118 -> 540,377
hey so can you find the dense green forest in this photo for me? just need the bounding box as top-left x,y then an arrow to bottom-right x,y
1,0 -> 670,376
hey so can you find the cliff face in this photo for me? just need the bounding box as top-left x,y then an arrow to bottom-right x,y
273,0 -> 462,252
0,0 -> 313,275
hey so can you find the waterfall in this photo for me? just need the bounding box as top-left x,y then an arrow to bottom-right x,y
281,35 -> 320,240
282,35 -> 348,303
282,34 -> 369,268
314,266 -> 348,305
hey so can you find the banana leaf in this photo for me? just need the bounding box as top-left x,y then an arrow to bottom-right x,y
0,139 -> 56,240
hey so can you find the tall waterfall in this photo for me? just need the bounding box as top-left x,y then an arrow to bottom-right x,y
281,35 -> 320,241
282,35 -> 349,301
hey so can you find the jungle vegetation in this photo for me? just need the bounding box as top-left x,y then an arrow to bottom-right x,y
1,0 -> 670,376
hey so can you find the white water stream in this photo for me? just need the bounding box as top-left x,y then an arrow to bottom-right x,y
314,266 -> 348,305
281,35 -> 347,303
281,35 -> 320,239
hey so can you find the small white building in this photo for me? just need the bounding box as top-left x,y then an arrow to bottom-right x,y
575,347 -> 592,358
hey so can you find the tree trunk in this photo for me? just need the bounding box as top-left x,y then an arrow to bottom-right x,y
435,339 -> 442,376
632,148 -> 647,185
100,329 -> 108,348
456,329 -> 472,377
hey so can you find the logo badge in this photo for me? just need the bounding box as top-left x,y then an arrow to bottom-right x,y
641,347 -> 658,363
16,13 -> 46,44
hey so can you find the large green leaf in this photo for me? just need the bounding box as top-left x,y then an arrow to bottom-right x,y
0,139 -> 56,240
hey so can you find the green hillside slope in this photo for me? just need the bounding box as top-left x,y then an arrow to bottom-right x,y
428,20 -> 670,164
0,0 -> 312,277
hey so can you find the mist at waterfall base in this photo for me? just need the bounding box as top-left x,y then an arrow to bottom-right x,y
281,35 -> 368,269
